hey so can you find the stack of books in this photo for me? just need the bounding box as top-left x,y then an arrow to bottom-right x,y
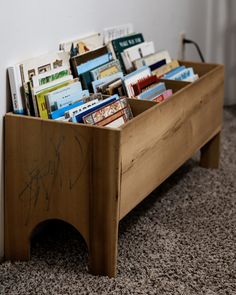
8,25 -> 200,127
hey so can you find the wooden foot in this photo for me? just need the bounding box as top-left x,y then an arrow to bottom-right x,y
200,132 -> 221,169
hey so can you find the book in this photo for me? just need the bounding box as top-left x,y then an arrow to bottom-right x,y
35,80 -> 75,119
103,24 -> 133,44
59,32 -> 103,57
72,94 -> 119,123
44,81 -> 83,112
76,52 -> 113,75
92,72 -> 124,93
152,60 -> 179,77
31,66 -> 70,87
138,83 -> 166,101
98,106 -> 133,127
83,97 -> 131,125
8,65 -> 25,114
152,89 -> 173,103
65,99 -> 100,119
122,66 -> 151,98
23,82 -> 35,116
111,33 -> 144,72
70,46 -> 108,77
133,50 -> 171,69
149,59 -> 166,72
131,75 -> 159,96
49,90 -> 90,119
19,51 -> 70,84
122,41 -> 155,72
90,59 -> 121,81
164,67 -> 198,82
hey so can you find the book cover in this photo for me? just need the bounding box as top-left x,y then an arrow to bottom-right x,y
59,32 -> 103,57
152,60 -> 180,77
138,83 -> 166,101
111,33 -> 144,72
103,24 -> 133,44
122,66 -> 151,98
35,80 -> 73,119
72,94 -> 119,123
83,97 -> 129,125
44,81 -> 82,112
133,51 -> 171,69
76,52 -> 113,75
92,72 -> 123,93
90,59 -> 121,81
8,65 -> 25,114
70,46 -> 108,77
65,99 -> 99,119
131,75 -> 159,96
122,41 -> 155,72
19,51 -> 70,84
31,65 -> 70,87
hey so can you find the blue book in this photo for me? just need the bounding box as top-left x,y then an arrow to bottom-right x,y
138,83 -> 166,100
163,66 -> 186,79
92,72 -> 124,93
50,90 -> 90,119
76,52 -> 113,75
72,94 -> 119,123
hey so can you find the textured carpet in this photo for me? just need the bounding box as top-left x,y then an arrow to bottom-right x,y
0,107 -> 236,295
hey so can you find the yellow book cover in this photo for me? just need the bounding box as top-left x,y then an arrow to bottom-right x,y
36,80 -> 73,119
152,60 -> 179,78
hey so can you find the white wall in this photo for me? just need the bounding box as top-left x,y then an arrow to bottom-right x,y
0,0 -> 208,258
206,0 -> 236,105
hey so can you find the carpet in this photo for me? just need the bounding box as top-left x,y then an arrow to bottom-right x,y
0,107 -> 236,295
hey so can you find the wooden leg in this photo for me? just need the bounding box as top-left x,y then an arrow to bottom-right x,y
89,220 -> 119,277
200,132 -> 221,169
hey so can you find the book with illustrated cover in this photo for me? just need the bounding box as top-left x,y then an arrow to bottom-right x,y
122,41 -> 155,72
90,59 -> 121,81
110,33 -> 144,73
83,97 -> 130,125
152,89 -> 173,103
98,106 -> 133,127
92,72 -> 123,93
138,82 -> 166,100
152,60 -> 179,77
133,50 -> 171,69
44,81 -> 82,112
122,66 -> 151,98
131,75 -> 159,96
65,98 -> 100,119
31,66 -> 70,87
70,46 -> 108,77
59,32 -> 103,57
72,94 -> 119,123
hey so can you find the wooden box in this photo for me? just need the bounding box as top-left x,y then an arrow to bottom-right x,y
4,61 -> 224,277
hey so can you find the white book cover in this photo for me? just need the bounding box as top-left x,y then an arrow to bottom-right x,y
65,99 -> 99,119
33,75 -> 74,95
134,50 -> 172,69
31,65 -> 70,88
103,23 -> 134,44
19,51 -> 70,84
59,32 -> 103,54
122,41 -> 155,71
8,65 -> 25,114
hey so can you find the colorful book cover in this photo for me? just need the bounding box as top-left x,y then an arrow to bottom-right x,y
111,33 -> 144,72
44,81 -> 82,112
83,97 -> 128,125
138,83 -> 166,101
90,60 -> 121,81
122,66 -> 151,98
35,80 -> 73,119
31,66 -> 70,87
72,94 -> 119,123
65,99 -> 99,119
92,72 -> 124,93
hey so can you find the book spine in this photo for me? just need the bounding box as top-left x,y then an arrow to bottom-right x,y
8,66 -> 25,114
30,84 -> 40,117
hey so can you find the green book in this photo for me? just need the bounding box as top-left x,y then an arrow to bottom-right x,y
111,33 -> 144,73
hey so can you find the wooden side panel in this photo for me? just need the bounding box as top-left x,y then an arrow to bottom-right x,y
89,128 -> 121,277
120,64 -> 224,219
5,116 -> 93,259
